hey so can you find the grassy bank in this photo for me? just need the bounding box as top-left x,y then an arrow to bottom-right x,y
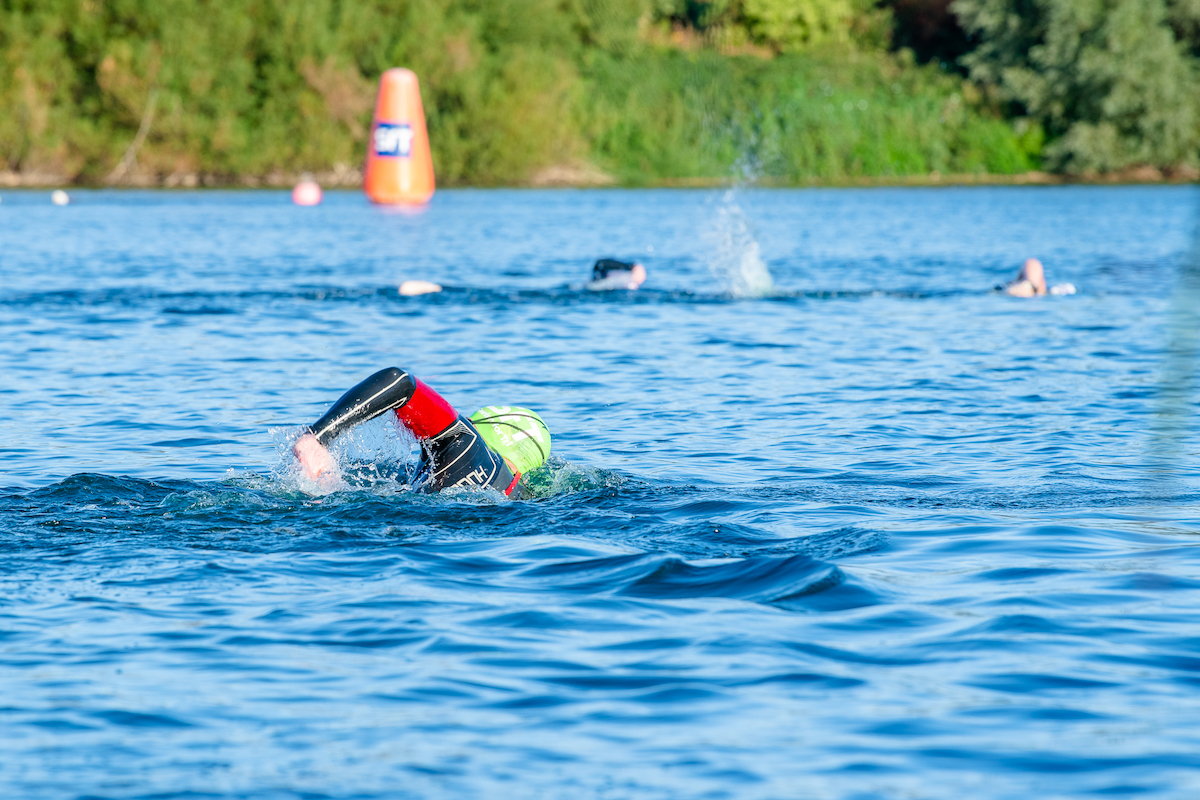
580,49 -> 1038,184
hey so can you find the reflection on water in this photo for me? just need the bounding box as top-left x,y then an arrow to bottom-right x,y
1151,205 -> 1200,483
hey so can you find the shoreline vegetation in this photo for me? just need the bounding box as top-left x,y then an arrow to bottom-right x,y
3,0 -> 1198,189
3,167 -> 1197,190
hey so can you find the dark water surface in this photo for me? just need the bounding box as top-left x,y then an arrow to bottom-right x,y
1,186 -> 1198,799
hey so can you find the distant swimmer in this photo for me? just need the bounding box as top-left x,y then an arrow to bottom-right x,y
1001,258 -> 1076,297
399,280 -> 443,296
293,367 -> 550,497
588,259 -> 646,291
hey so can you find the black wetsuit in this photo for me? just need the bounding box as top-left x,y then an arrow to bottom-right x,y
308,368 -> 521,496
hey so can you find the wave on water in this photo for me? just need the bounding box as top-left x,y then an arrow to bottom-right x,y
6,467 -> 1200,800
0,283 -> 986,317
0,470 -> 883,610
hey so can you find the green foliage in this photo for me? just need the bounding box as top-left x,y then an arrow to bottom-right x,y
740,0 -> 855,48
0,0 -> 1035,184
1167,0 -> 1200,55
884,0 -> 976,68
580,49 -> 1033,180
0,0 -> 590,183
954,0 -> 1200,173
647,0 -> 879,50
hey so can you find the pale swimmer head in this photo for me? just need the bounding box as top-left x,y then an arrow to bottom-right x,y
1003,258 -> 1075,297
399,280 -> 443,296
1008,258 -> 1047,296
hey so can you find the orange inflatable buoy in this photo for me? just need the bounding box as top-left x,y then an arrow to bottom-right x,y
364,68 -> 435,206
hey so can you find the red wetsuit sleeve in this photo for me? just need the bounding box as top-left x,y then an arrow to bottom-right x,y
395,377 -> 459,439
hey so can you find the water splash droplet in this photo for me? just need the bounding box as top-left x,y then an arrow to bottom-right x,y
706,189 -> 775,298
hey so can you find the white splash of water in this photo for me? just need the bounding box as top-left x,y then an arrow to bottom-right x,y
270,416 -> 418,496
705,189 -> 775,298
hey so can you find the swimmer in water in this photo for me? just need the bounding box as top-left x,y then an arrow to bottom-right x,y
292,367 -> 550,497
399,279 -> 442,296
1001,258 -> 1076,297
588,259 -> 646,291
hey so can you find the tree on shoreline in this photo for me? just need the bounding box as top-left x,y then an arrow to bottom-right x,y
952,0 -> 1199,174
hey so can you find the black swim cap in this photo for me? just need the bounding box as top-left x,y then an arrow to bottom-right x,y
593,259 -> 636,280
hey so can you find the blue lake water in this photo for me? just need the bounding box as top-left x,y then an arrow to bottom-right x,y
1,185 -> 1198,799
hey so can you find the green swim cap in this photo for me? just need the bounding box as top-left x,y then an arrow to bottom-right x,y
469,406 -> 551,474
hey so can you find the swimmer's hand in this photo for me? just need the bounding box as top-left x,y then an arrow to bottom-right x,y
293,432 -> 339,481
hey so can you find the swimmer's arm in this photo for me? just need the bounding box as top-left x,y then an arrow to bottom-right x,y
308,367 -> 418,445
293,367 -> 460,478
293,367 -> 417,479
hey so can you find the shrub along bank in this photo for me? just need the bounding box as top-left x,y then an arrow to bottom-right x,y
0,0 -> 1191,186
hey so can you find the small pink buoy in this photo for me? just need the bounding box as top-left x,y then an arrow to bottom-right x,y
292,179 -> 323,206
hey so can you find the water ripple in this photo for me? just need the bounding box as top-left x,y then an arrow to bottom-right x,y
1,187 -> 1198,799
